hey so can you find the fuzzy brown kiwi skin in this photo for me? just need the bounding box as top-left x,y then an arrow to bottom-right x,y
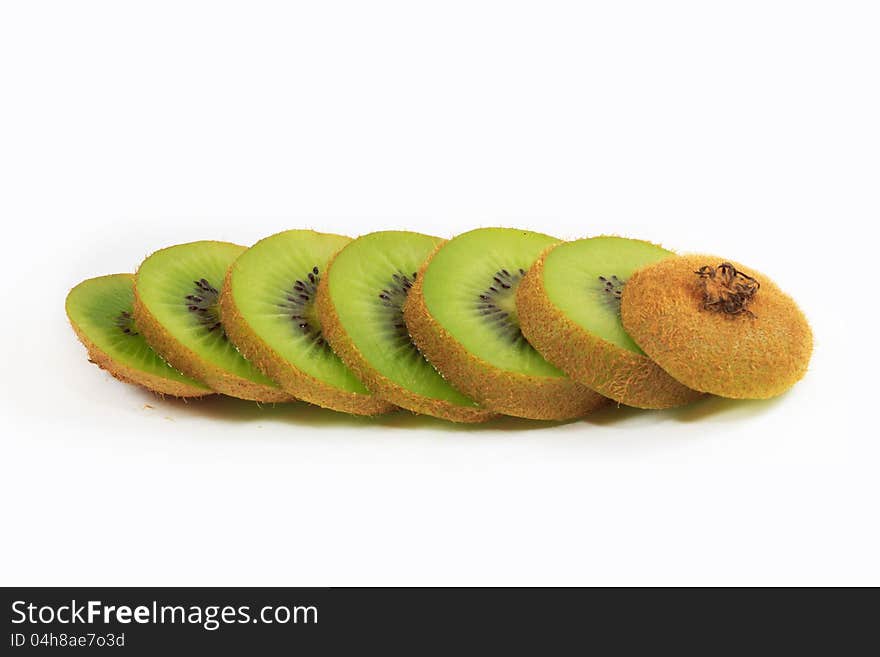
133,278 -> 293,403
517,248 -> 704,409
314,250 -> 497,423
620,255 -> 813,399
67,312 -> 212,398
402,247 -> 608,421
218,261 -> 397,416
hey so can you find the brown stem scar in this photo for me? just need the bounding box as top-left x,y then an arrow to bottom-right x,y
694,262 -> 760,317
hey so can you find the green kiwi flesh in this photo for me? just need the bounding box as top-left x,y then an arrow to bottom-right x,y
134,241 -> 292,402
220,229 -> 395,415
317,230 -> 495,422
518,236 -> 703,408
403,227 -> 607,420
66,274 -> 211,397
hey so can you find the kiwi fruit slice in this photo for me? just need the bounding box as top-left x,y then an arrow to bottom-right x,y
315,231 -> 495,423
134,241 -> 293,402
66,274 -> 211,397
517,236 -> 703,409
219,229 -> 395,416
620,255 -> 813,399
403,227 -> 607,420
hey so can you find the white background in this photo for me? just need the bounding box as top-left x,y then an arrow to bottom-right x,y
1,1 -> 877,586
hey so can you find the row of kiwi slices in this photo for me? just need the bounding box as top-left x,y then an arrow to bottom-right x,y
65,228 -> 813,422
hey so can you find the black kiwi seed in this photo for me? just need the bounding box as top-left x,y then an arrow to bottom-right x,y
278,265 -> 326,346
114,310 -> 139,336
475,268 -> 528,344
597,275 -> 625,312
377,271 -> 419,351
186,278 -> 223,333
